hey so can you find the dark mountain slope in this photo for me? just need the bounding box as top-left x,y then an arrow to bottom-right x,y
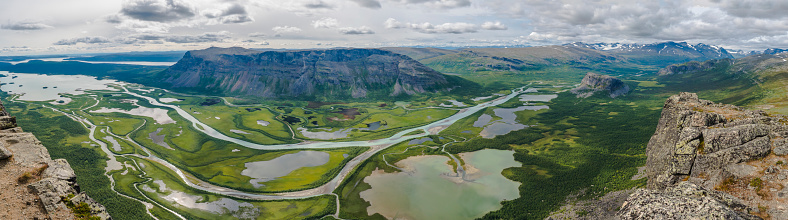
158,47 -> 465,100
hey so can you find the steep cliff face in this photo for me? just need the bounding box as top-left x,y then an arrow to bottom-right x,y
0,101 -> 110,219
617,92 -> 788,219
160,47 -> 457,100
570,72 -> 630,98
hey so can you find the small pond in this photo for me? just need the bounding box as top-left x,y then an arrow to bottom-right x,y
360,149 -> 520,220
241,151 -> 330,188
298,127 -> 352,139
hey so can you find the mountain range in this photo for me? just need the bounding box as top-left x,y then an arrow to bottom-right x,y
564,41 -> 734,65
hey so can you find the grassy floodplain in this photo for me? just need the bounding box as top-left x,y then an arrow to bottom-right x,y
2,85 -> 369,219
6,59 -> 771,220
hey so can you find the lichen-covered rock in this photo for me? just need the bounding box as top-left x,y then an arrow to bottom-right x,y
645,92 -> 776,191
773,138 -> 788,156
71,192 -> 113,220
0,143 -> 11,160
617,182 -> 760,220
0,116 -> 17,130
28,177 -> 78,214
43,159 -> 77,183
615,92 -> 788,220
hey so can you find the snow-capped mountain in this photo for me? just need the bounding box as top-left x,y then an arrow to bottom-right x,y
727,49 -> 760,58
763,48 -> 788,55
564,41 -> 734,65
566,42 -> 733,59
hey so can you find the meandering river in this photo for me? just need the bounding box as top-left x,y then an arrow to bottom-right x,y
3,73 -> 538,214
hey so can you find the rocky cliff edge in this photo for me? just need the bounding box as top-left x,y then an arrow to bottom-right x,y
0,101 -> 111,219
617,92 -> 788,219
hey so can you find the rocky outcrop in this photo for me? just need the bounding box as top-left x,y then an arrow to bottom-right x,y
571,72 -> 630,98
160,47 -> 460,100
618,182 -> 759,220
617,92 -> 788,219
0,101 -> 110,219
643,92 -> 775,190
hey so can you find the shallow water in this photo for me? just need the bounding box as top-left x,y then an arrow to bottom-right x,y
365,121 -> 382,130
439,99 -> 468,107
297,127 -> 352,139
159,98 -> 182,103
230,129 -> 251,134
145,180 -> 255,215
361,149 -> 520,220
148,128 -> 172,149
473,114 -> 493,127
241,151 -> 330,188
91,106 -> 175,124
0,72 -> 119,102
480,105 -> 548,138
472,95 -> 496,101
408,137 -> 432,145
519,94 -> 558,102
256,120 -> 270,126
103,136 -> 122,152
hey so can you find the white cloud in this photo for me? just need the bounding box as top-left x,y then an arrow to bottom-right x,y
481,21 -> 507,30
114,19 -> 172,33
202,4 -> 254,25
388,0 -> 471,9
350,0 -> 381,9
1,21 -> 53,30
384,18 -> 405,29
251,0 -> 336,16
53,36 -> 111,45
120,0 -> 196,22
384,18 -> 480,34
273,26 -> 303,34
116,31 -> 232,44
248,32 -> 267,38
339,26 -> 375,34
312,17 -> 339,28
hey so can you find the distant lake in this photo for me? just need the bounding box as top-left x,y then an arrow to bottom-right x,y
0,72 -> 119,103
6,58 -> 175,66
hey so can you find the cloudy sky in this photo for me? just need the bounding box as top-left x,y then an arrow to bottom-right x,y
2,0 -> 788,55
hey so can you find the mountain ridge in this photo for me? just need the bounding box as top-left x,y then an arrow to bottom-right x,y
158,47 -> 463,100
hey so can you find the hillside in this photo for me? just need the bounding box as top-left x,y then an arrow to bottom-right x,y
158,47 -> 466,101
380,47 -> 458,61
657,53 -> 788,113
417,45 -> 640,88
